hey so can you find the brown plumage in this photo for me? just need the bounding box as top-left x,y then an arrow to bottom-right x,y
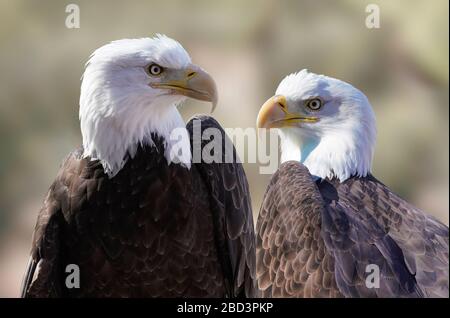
21,115 -> 256,298
257,161 -> 449,298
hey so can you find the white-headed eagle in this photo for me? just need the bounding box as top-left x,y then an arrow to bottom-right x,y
256,70 -> 448,298
21,35 -> 256,298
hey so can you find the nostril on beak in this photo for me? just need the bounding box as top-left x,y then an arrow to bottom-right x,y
273,95 -> 287,111
187,71 -> 197,79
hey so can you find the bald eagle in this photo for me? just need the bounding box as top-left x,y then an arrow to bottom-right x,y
21,35 -> 256,298
256,70 -> 449,298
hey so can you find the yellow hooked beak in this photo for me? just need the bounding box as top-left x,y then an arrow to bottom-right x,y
256,95 -> 318,129
150,65 -> 218,112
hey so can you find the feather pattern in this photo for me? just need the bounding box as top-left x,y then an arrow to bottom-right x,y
256,161 -> 449,298
21,116 -> 256,298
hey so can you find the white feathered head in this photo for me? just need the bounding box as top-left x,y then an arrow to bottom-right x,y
257,70 -> 376,182
79,35 -> 217,176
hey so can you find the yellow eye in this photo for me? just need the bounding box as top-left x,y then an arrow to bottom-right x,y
305,98 -> 323,111
147,63 -> 164,76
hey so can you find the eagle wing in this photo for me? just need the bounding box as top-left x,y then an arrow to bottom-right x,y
256,161 -> 343,297
256,161 -> 448,298
318,175 -> 449,298
20,150 -> 83,297
186,115 -> 257,298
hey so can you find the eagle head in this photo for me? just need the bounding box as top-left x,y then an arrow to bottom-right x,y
79,34 -> 217,177
257,69 -> 377,182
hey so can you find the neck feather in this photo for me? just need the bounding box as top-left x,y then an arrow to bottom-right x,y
279,129 -> 374,182
80,99 -> 191,178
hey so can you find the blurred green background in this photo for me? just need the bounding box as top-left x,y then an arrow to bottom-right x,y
0,0 -> 448,297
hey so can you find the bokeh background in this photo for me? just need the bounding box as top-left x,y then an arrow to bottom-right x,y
0,0 -> 448,297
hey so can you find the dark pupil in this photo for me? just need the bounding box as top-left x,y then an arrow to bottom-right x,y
311,101 -> 318,108
152,66 -> 159,73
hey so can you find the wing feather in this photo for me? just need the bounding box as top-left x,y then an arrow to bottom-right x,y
186,115 -> 257,298
318,175 -> 448,297
21,151 -> 81,297
257,161 -> 448,298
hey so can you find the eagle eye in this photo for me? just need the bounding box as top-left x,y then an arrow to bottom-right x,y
147,63 -> 164,76
305,98 -> 323,111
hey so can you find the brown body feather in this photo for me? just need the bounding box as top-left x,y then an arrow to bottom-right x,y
257,161 -> 448,298
22,116 -> 256,298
